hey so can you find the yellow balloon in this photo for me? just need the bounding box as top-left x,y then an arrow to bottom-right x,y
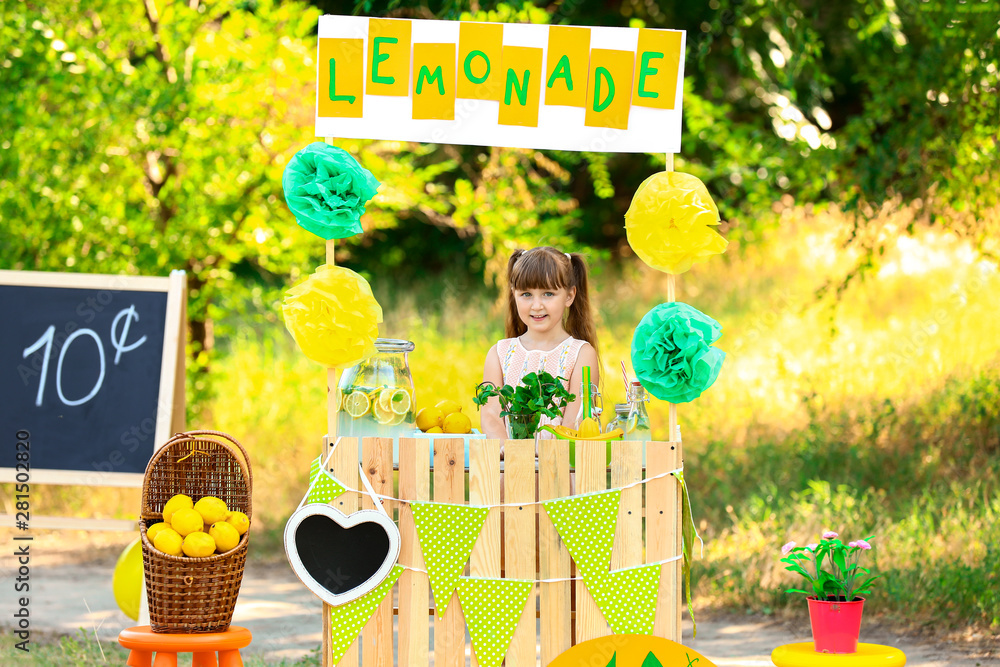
112,537 -> 143,621
282,264 -> 384,369
625,171 -> 728,274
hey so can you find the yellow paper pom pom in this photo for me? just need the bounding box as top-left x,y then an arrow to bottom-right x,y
624,171 -> 728,274
282,265 -> 383,369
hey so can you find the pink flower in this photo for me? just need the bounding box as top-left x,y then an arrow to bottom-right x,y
822,530 -> 839,540
806,543 -> 818,551
848,541 -> 858,548
855,539 -> 872,550
781,541 -> 796,555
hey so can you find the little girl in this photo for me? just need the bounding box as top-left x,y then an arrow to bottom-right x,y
481,246 -> 601,439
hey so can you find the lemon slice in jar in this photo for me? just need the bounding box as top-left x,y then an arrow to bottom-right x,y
388,389 -> 411,416
373,399 -> 406,426
332,386 -> 343,413
344,390 -> 371,419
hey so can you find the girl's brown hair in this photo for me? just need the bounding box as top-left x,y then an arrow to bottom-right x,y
504,247 -> 599,357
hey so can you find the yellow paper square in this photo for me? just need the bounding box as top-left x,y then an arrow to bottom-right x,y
457,22 -> 504,101
412,43 -> 456,121
544,25 -> 591,107
498,46 -> 543,128
367,18 -> 411,97
584,48 -> 634,130
631,29 -> 682,109
318,38 -> 364,118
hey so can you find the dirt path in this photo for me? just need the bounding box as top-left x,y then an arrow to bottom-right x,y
2,532 -> 995,665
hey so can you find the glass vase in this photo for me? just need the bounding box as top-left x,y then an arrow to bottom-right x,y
336,338 -> 416,439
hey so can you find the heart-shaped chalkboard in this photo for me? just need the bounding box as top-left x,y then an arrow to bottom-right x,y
284,504 -> 401,606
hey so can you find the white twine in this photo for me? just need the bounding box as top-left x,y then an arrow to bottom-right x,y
397,554 -> 684,583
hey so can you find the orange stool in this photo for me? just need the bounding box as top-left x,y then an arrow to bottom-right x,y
118,626 -> 252,667
771,642 -> 906,666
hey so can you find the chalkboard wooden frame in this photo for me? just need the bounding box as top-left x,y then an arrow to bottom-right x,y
0,269 -> 186,488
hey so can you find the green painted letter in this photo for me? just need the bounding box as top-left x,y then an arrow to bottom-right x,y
464,50 -> 490,84
371,36 -> 397,85
416,65 -> 445,95
638,51 -> 663,99
504,68 -> 530,106
593,66 -> 614,112
328,58 -> 356,104
547,54 -> 573,91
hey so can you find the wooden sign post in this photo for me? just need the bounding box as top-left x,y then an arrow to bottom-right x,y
0,269 -> 186,529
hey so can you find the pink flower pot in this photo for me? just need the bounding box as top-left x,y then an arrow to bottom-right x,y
807,596 -> 865,653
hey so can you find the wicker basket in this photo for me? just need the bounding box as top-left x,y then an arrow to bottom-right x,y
140,430 -> 252,633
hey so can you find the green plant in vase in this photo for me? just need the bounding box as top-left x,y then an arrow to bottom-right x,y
473,371 -> 575,439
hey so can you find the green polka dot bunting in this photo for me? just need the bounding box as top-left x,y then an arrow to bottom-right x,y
307,455 -> 346,505
328,564 -> 403,664
411,502 -> 489,616
542,489 -> 621,578
586,563 -> 661,635
457,577 -> 533,667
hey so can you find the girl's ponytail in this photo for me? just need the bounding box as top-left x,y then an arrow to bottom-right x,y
504,249 -> 528,339
566,253 -> 600,359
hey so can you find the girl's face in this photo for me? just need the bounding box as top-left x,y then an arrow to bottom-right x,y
513,285 -> 576,337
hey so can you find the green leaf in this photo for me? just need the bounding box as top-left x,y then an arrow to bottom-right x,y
641,651 -> 664,667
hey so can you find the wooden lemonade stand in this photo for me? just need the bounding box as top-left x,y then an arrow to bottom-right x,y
300,14 -> 694,666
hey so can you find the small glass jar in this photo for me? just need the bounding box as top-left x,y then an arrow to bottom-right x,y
605,403 -> 631,433
624,381 -> 651,441
337,338 -> 416,439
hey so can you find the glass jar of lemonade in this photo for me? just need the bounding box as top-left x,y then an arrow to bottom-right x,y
336,339 -> 416,439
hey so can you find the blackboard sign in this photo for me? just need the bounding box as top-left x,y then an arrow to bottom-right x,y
0,270 -> 186,486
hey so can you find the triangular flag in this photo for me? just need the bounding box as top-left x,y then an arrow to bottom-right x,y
457,577 -> 533,667
411,502 -> 489,616
328,564 -> 403,664
542,489 -> 621,577
585,563 -> 661,635
307,455 -> 346,504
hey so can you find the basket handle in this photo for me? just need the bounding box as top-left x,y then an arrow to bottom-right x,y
144,430 -> 253,520
163,429 -> 253,480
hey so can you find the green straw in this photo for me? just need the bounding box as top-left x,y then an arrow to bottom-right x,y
582,365 -> 591,420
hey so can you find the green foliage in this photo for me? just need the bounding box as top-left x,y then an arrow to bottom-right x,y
473,370 -> 575,438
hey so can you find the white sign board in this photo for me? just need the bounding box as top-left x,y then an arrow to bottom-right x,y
315,15 -> 686,153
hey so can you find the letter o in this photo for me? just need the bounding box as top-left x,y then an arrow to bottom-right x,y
464,50 -> 490,84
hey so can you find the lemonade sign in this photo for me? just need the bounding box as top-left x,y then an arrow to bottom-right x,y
316,16 -> 686,153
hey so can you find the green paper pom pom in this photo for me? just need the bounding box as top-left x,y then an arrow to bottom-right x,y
630,302 -> 725,403
282,142 -> 381,240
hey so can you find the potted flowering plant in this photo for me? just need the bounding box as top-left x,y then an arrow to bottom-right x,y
780,531 -> 879,654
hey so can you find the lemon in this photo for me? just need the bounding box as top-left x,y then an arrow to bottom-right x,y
182,532 -> 217,558
209,521 -> 241,553
344,390 -> 371,419
194,496 -> 229,525
171,507 -> 204,537
435,399 -> 462,416
226,511 -> 250,536
388,389 -> 411,416
332,385 -> 343,413
373,399 -> 406,426
415,407 -> 444,432
442,411 -> 472,434
153,528 -> 183,556
146,522 -> 170,542
162,494 -> 193,523
425,426 -> 443,434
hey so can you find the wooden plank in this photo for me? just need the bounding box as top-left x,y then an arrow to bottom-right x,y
575,439 -> 610,643
538,439 -> 571,665
433,438 -> 466,667
646,440 -> 683,641
0,268 -> 172,291
469,438 -> 501,667
361,438 -> 394,667
611,440 -> 643,571
328,436 -> 359,666
504,439 -> 537,667
398,437 -> 430,667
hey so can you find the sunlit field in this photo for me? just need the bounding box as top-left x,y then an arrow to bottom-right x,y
16,205 -> 1000,632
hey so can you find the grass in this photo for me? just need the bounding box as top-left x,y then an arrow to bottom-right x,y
6,204 -> 999,650
0,629 -> 322,666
